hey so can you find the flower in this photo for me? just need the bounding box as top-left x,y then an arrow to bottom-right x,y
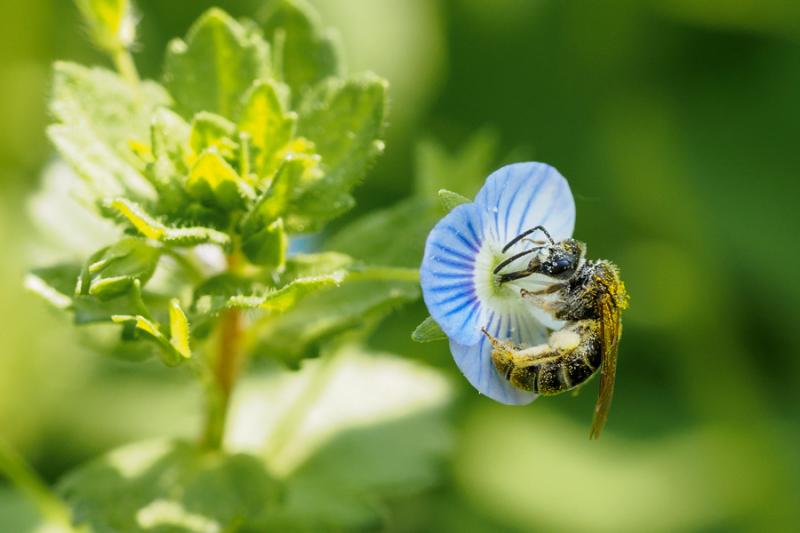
420,162 -> 575,404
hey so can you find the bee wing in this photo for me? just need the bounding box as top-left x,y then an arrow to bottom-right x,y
589,294 -> 622,439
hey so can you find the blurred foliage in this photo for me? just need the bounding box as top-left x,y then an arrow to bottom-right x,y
2,0 -> 800,532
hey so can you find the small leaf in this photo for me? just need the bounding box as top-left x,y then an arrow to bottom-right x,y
241,217 -> 288,268
438,189 -> 471,212
238,80 -> 297,178
72,290 -> 169,325
75,0 -> 135,51
411,316 -> 447,343
169,299 -> 191,359
187,151 -> 254,210
258,272 -> 345,312
241,155 -> 318,245
281,252 -> 353,281
79,238 -> 161,299
111,314 -> 185,366
261,0 -> 343,99
107,198 -> 231,248
164,8 -> 270,119
25,264 -> 82,309
189,112 -> 239,163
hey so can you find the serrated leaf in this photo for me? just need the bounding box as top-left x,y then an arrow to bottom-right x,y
50,62 -> 170,199
238,80 -> 297,179
411,315 -> 447,343
75,0 -> 134,51
438,189 -> 471,212
187,151 -> 255,211
253,269 -> 419,365
79,238 -> 161,299
58,440 -> 280,532
288,74 -> 387,231
107,197 -> 231,248
281,252 -> 353,281
164,8 -> 270,120
25,264 -> 82,309
196,272 -> 344,321
261,0 -> 343,100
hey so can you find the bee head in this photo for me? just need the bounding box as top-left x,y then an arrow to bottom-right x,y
534,239 -> 585,279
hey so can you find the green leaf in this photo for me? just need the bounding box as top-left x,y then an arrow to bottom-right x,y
228,348 -> 453,530
164,8 -> 270,120
58,440 -> 280,532
288,74 -> 387,231
411,315 -> 447,343
238,80 -> 298,179
189,112 -> 239,162
49,62 -> 170,198
75,0 -> 134,51
281,252 -> 353,281
327,197 -> 435,268
25,264 -> 82,309
169,299 -> 192,359
196,272 -> 344,319
438,189 -> 471,212
187,151 -> 255,211
241,156 -> 318,256
107,197 -> 231,248
79,238 -> 162,299
253,268 -> 419,365
261,0 -> 343,99
111,312 -> 188,366
414,131 -> 498,199
242,218 -> 288,268
72,290 -> 169,325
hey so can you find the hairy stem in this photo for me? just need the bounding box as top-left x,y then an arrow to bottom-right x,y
202,253 -> 245,450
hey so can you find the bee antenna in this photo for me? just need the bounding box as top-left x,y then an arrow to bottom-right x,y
502,225 -> 554,253
493,246 -> 545,275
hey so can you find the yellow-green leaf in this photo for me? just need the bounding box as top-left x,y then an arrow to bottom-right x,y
238,80 -> 297,178
169,299 -> 191,359
163,8 -> 270,119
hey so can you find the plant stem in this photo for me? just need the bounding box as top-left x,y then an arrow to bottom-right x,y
112,47 -> 140,86
202,253 -> 245,450
0,438 -> 75,529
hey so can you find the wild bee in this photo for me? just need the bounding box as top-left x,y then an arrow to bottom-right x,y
485,225 -> 629,439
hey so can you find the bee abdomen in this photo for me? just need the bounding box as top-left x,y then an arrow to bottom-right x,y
496,320 -> 602,395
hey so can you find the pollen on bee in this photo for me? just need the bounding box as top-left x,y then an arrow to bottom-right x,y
549,329 -> 581,351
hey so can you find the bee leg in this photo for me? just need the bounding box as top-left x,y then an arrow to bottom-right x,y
521,284 -> 564,296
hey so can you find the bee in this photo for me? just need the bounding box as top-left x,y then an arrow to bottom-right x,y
485,225 -> 629,438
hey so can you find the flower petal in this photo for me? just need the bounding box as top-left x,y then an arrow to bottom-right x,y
450,303 -> 547,404
475,162 -> 575,246
420,202 -> 485,345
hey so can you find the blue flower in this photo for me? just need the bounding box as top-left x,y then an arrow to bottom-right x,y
420,162 -> 575,404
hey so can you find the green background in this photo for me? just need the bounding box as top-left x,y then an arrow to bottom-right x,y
1,0 -> 799,531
